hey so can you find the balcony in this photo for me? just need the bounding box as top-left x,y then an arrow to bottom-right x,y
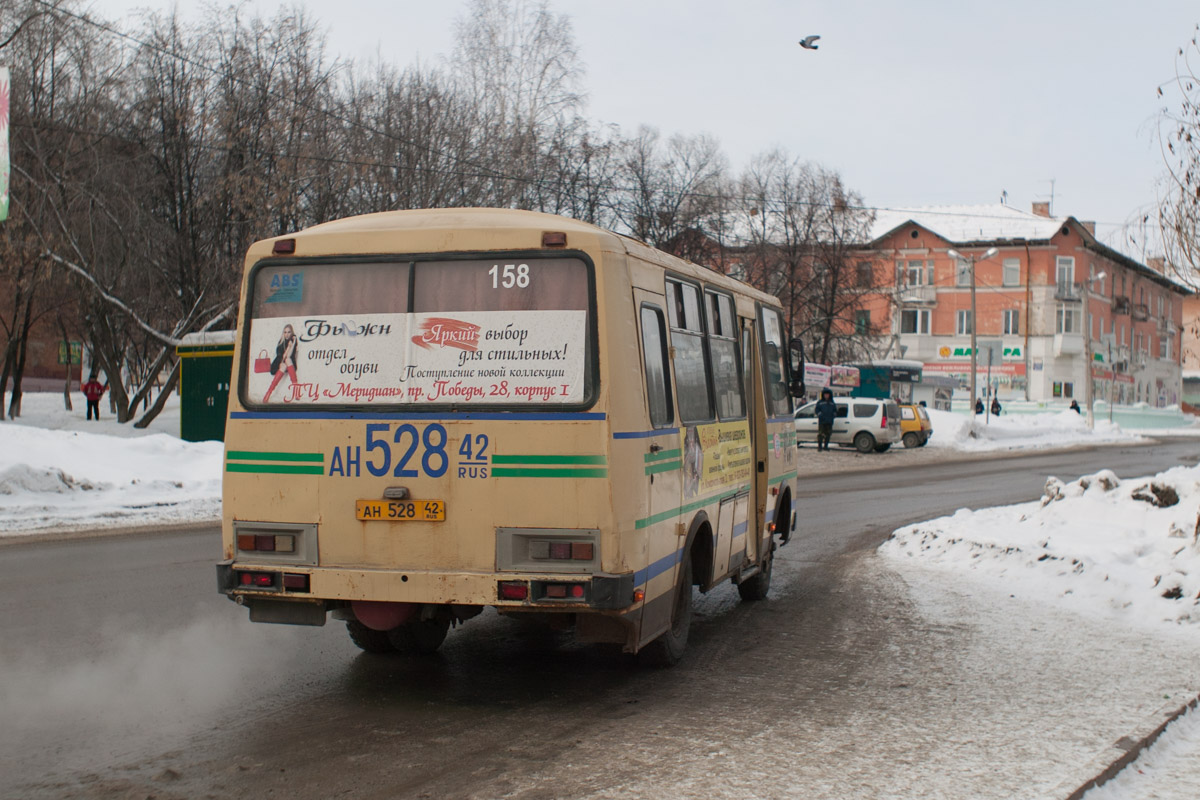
1054,333 -> 1083,356
1112,295 -> 1130,315
895,284 -> 937,304
1131,303 -> 1150,321
1055,282 -> 1082,301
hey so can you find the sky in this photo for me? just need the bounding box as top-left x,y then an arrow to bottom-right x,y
85,0 -> 1199,253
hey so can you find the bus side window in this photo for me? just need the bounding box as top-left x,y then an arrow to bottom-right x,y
640,305 -> 674,428
706,291 -> 745,421
759,307 -> 792,417
667,279 -> 714,424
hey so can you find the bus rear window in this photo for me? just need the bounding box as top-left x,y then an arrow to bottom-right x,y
243,257 -> 592,408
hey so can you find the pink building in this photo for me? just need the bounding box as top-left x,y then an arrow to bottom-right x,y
856,203 -> 1189,406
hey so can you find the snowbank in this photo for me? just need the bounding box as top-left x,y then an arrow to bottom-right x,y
924,407 -> 1144,452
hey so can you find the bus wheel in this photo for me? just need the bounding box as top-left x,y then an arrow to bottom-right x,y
737,547 -> 773,602
640,556 -> 693,667
388,617 -> 450,655
346,620 -> 396,654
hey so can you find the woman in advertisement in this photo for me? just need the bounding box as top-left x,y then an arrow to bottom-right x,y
263,324 -> 299,402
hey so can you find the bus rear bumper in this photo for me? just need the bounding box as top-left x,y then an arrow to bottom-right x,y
216,560 -> 637,612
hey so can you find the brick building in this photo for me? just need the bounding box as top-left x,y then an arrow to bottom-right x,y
855,203 -> 1189,406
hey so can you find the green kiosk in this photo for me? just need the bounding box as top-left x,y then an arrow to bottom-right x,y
177,331 -> 236,442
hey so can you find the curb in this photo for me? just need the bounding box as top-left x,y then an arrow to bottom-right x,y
0,518 -> 218,547
1062,693 -> 1200,799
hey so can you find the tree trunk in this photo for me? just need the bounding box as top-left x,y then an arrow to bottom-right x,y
0,338 -> 15,421
133,360 -> 179,429
7,300 -> 34,420
58,317 -> 74,411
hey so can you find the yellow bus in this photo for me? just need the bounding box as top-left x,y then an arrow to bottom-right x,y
217,208 -> 801,665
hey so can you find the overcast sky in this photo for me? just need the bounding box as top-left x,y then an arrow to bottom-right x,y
90,0 -> 1199,254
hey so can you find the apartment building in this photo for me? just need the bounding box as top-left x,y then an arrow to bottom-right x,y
855,203 -> 1189,406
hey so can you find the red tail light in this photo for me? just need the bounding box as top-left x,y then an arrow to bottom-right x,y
881,414 -> 888,429
499,581 -> 529,600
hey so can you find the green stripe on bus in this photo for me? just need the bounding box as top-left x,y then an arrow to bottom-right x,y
635,487 -> 747,529
768,470 -> 798,486
492,467 -> 609,478
644,448 -> 681,463
644,459 -> 682,475
491,454 -> 607,465
226,451 -> 324,463
225,463 -> 326,475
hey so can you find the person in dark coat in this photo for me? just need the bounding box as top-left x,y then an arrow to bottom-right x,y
814,388 -> 837,451
82,373 -> 107,420
974,398 -> 984,415
1069,399 -> 1081,414
990,397 -> 1002,416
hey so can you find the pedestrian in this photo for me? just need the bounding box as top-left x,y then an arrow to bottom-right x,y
82,372 -> 107,421
1069,399 -> 1081,414
263,324 -> 299,403
815,388 -> 837,451
990,397 -> 1002,416
974,398 -> 984,415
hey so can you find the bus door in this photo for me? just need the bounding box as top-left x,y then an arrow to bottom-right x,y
741,317 -> 766,564
635,292 -> 683,629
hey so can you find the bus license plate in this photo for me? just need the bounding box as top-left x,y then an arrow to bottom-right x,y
356,499 -> 445,521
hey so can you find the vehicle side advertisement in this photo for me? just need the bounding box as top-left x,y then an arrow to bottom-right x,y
246,310 -> 586,405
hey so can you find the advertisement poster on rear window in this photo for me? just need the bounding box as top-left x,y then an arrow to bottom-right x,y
246,310 -> 586,405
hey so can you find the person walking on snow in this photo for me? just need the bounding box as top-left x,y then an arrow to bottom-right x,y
815,388 -> 837,451
82,373 -> 107,420
990,397 -> 1002,416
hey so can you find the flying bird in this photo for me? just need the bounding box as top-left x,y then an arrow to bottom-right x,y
799,35 -> 820,50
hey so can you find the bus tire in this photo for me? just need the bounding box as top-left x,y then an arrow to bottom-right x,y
853,432 -> 876,453
737,547 -> 773,602
346,620 -> 396,654
640,555 -> 693,667
388,617 -> 450,654
902,432 -> 921,449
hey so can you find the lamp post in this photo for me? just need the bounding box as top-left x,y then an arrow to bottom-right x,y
1083,269 -> 1106,429
948,247 -> 998,416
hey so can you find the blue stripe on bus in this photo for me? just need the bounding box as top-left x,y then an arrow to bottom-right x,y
732,519 -> 749,537
632,548 -> 683,589
767,416 -> 794,425
612,428 -> 680,440
230,411 -> 607,422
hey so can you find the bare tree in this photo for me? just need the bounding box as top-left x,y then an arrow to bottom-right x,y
1158,23 -> 1200,281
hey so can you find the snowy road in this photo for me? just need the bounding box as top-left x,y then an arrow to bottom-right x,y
2,441 -> 1199,798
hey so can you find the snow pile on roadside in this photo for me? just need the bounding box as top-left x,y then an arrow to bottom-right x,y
924,407 -> 1142,452
0,394 -> 222,534
881,466 -> 1200,629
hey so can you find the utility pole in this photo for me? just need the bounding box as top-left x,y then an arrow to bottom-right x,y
1083,268 -> 1106,429
948,247 -> 998,418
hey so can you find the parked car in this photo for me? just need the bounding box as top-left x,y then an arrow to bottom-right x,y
898,404 -> 933,448
794,397 -> 901,453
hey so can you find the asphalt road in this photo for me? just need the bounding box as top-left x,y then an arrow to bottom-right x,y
2,438 -> 1199,799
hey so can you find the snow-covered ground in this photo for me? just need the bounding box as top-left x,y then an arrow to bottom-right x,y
0,391 -> 222,534
924,406 -> 1161,452
881,464 -> 1200,796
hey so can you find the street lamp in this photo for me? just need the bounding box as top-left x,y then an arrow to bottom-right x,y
948,247 -> 999,416
1083,269 -> 1106,429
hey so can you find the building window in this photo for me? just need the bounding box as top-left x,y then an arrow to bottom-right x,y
1003,309 -> 1019,335
1158,295 -> 1165,318
1056,256 -> 1075,290
956,310 -> 973,335
857,262 -> 873,288
1002,258 -> 1021,286
855,309 -> 871,335
901,308 -> 931,334
956,259 -> 971,287
1053,381 -> 1074,398
906,260 -> 925,286
1055,303 -> 1080,334
1160,336 -> 1170,360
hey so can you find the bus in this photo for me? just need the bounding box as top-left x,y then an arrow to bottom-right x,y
217,208 -> 801,665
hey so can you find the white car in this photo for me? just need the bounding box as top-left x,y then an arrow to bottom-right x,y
794,397 -> 901,453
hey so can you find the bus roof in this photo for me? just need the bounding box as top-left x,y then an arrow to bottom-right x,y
258,208 -> 781,309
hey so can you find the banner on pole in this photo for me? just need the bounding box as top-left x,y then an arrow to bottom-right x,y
0,67 -> 9,222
